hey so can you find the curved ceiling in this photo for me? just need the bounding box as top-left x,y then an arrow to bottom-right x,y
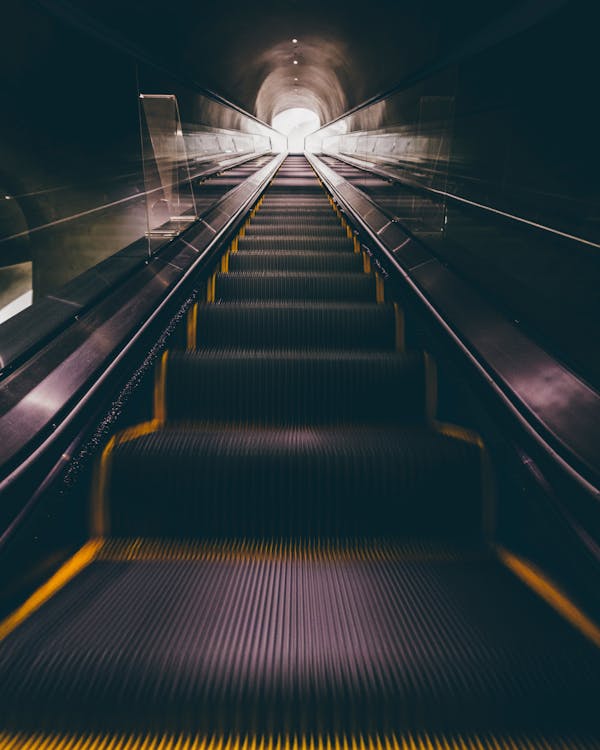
77,0 -> 522,126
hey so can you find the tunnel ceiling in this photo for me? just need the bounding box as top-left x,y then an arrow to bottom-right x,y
76,0 -> 522,126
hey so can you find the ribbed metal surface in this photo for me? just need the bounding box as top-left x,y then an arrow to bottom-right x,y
228,252 -> 363,272
2,155 -> 597,746
194,303 -> 397,350
165,350 -> 427,424
245,226 -> 341,238
107,426 -> 483,538
215,272 -> 376,302
237,237 -> 354,252
2,731 -> 598,750
1,540 -> 599,735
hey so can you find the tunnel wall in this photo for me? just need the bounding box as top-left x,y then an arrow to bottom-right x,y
0,2 -> 279,313
308,2 -> 600,385
309,3 -> 598,246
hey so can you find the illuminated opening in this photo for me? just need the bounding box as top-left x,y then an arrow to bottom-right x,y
272,108 -> 321,153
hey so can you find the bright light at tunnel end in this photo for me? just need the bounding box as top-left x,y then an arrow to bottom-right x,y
272,108 -> 321,153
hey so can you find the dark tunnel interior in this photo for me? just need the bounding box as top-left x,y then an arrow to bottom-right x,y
0,1 -> 599,748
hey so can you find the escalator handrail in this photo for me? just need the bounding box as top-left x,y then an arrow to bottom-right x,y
307,152 -> 600,501
0,152 -> 286,543
0,152 -> 273,379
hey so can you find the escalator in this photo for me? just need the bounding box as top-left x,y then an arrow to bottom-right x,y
0,156 -> 599,749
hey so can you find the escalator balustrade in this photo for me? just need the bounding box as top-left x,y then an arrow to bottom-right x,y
0,156 -> 599,749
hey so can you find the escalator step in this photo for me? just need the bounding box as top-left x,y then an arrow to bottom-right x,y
106,425 -> 483,538
228,251 -> 363,272
214,272 -> 377,302
2,539 -> 600,736
250,215 -> 340,225
164,350 -> 427,424
193,303 -> 398,349
237,236 -> 353,252
257,208 -> 335,216
244,225 -> 344,238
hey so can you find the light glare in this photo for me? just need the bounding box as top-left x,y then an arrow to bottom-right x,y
272,107 -> 320,154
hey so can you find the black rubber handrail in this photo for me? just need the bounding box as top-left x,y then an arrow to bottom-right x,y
0,153 -> 286,542
308,152 -> 600,501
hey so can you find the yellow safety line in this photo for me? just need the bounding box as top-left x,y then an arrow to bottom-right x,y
231,236 -> 239,253
434,420 -> 483,447
434,419 -> 496,539
353,236 -> 361,254
91,434 -> 115,536
92,419 -> 165,537
98,537 -> 474,564
423,351 -> 438,422
362,251 -> 371,273
393,303 -> 405,351
375,273 -> 385,303
206,272 -> 216,302
220,250 -> 230,273
0,539 -> 104,643
186,303 -> 198,351
153,350 -> 169,424
499,548 -> 600,649
0,733 -> 591,750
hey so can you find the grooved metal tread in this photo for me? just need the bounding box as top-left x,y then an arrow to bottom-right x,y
1,539 -> 599,735
214,272 -> 377,302
106,425 -> 483,538
237,237 -> 354,251
164,349 -> 427,424
192,302 -> 398,349
228,252 -> 363,272
3,154 -> 596,746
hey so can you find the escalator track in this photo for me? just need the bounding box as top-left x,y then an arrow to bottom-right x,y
0,156 -> 599,749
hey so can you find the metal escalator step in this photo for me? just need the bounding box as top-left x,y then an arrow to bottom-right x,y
237,236 -> 353,252
2,539 -> 599,735
0,731 -> 596,750
106,425 -> 483,538
250,214 -> 339,224
193,302 -> 398,349
164,350 -> 427,424
257,206 -> 334,214
228,251 -> 363,272
214,272 -> 376,302
243,225 -> 344,238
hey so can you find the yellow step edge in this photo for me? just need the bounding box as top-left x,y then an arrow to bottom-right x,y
433,418 -> 496,540
375,273 -> 385,303
92,419 -> 165,537
206,272 -> 216,302
186,303 -> 198,351
0,734 -> 585,750
0,539 -> 104,643
220,250 -> 230,273
499,547 -> 600,649
153,350 -> 169,425
362,251 -> 371,274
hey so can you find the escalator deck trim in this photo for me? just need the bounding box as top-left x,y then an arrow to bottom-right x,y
0,731 -> 595,750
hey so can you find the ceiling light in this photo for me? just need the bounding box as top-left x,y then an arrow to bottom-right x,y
293,60 -> 298,65
292,38 -> 298,43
